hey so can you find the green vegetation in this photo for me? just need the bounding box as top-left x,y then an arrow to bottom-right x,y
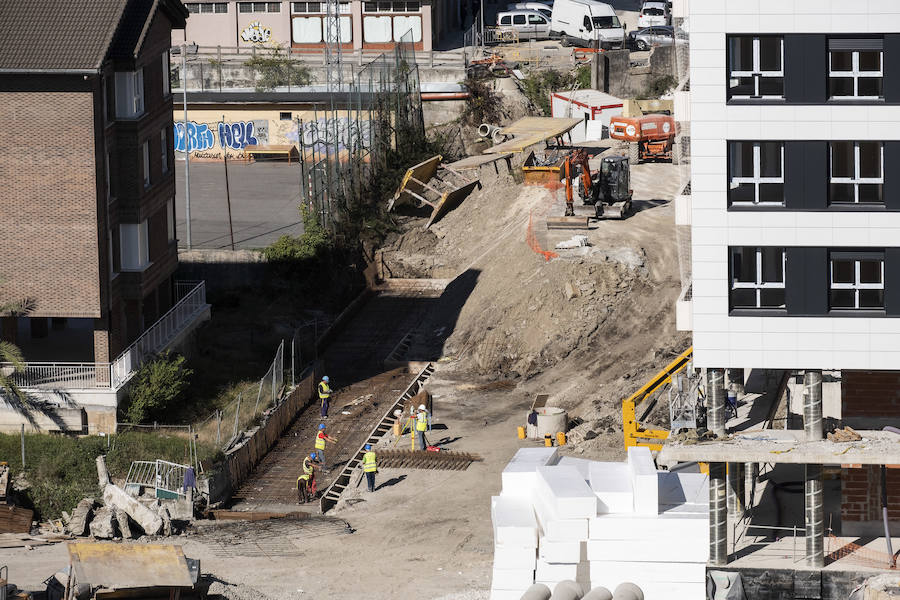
119,351 -> 193,424
519,66 -> 591,116
263,205 -> 330,265
244,45 -> 312,92
0,431 -> 220,520
462,76 -> 504,126
637,75 -> 677,100
0,293 -> 33,403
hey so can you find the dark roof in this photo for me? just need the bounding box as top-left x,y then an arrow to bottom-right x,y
109,0 -> 189,64
0,0 -> 188,73
175,91 -> 380,109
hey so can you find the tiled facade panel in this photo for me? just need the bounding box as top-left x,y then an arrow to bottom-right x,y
690,0 -> 900,369
0,92 -> 101,318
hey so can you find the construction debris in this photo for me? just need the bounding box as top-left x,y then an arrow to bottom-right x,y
828,426 -> 863,443
67,542 -> 198,597
87,507 -> 116,539
102,484 -> 163,536
375,449 -> 482,470
67,499 -> 95,537
389,155 -> 482,229
555,235 -> 590,250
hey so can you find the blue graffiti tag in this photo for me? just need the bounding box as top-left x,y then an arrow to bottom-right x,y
173,122 -> 215,153
218,121 -> 258,150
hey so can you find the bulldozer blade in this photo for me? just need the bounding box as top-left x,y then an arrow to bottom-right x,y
546,216 -> 590,229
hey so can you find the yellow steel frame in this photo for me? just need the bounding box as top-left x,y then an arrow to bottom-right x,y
622,346 -> 693,452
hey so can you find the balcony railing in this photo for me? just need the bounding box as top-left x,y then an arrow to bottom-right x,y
1,281 -> 208,391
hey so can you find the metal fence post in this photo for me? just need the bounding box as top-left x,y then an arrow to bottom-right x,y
233,393 -> 241,439
216,410 -> 221,446
20,424 -> 25,470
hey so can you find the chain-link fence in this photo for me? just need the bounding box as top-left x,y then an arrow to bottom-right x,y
288,317 -> 333,387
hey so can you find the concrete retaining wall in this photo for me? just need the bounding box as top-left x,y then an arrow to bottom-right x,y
177,249 -> 268,294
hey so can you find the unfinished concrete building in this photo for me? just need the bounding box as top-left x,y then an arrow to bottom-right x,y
668,0 -> 900,595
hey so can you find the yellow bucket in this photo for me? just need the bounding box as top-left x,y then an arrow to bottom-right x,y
557,432 -> 566,446
544,434 -> 553,447
517,426 -> 526,439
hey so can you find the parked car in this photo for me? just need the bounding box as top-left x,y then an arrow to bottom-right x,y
637,0 -> 669,27
549,0 -> 624,48
628,25 -> 676,51
507,2 -> 553,19
496,9 -> 552,40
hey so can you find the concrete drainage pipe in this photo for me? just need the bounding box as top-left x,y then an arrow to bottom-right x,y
550,580 -> 585,600
519,583 -> 552,600
582,587 -> 613,600
478,123 -> 495,138
612,582 -> 644,600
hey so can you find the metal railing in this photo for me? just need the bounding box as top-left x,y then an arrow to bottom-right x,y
125,459 -> 192,498
2,362 -> 113,389
111,281 -> 208,387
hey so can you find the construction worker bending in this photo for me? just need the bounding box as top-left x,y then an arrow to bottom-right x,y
319,376 -> 332,419
297,452 -> 320,504
415,404 -> 429,450
315,423 -> 337,470
362,444 -> 377,492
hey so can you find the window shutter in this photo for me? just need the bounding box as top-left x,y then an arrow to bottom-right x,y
784,34 -> 826,103
785,247 -> 828,315
884,142 -> 900,210
784,141 -> 827,209
885,248 -> 900,315
884,35 -> 900,103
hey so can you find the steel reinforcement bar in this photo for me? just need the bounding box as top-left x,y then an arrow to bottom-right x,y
319,362 -> 435,513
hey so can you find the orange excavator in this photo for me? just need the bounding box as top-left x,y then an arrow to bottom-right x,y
563,149 -> 633,219
608,114 -> 677,164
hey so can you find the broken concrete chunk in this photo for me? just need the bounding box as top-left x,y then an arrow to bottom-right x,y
89,507 -> 117,539
114,508 -> 133,539
103,484 -> 163,536
158,507 -> 172,536
564,282 -> 579,300
68,498 -> 95,537
96,455 -> 110,488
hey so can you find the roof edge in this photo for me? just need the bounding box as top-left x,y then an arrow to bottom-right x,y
95,0 -> 133,70
0,68 -> 99,75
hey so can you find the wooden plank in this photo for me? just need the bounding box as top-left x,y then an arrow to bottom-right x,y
0,505 -> 33,533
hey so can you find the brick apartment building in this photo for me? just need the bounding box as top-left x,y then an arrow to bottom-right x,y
0,0 -> 203,433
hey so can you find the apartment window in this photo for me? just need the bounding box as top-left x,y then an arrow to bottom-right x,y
167,198 -> 176,242
829,141 -> 883,204
114,69 -> 144,118
728,141 -> 783,205
728,36 -> 783,99
142,141 -> 150,187
830,252 -> 884,309
239,1 -> 281,11
280,111 -> 292,120
186,2 -> 227,12
730,247 -> 786,309
120,221 -> 150,271
161,53 -> 170,96
828,40 -> 883,99
160,129 -> 169,174
364,1 -> 419,11
293,2 -> 321,11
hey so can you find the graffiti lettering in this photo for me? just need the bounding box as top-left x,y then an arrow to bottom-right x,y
285,117 -> 372,151
174,121 -> 215,153
218,121 -> 259,150
241,21 -> 272,43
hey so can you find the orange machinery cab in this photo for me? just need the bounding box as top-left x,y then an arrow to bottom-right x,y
609,114 -> 677,161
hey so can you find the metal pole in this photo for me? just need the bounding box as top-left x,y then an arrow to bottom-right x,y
222,114 -> 235,250
216,410 -> 221,446
709,462 -> 728,566
20,423 -> 25,470
803,370 -> 823,441
727,462 -> 744,516
883,465 -> 896,566
805,463 -> 824,567
233,393 -> 241,438
182,43 -> 192,250
707,367 -> 726,437
745,462 -> 758,511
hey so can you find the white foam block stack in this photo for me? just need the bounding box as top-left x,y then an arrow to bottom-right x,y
491,495 -> 538,599
627,446 -> 658,515
589,461 -> 634,514
501,447 -> 559,497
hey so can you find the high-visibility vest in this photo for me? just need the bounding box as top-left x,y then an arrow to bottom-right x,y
298,474 -> 309,483
315,432 -> 326,450
318,381 -> 331,399
303,457 -> 314,475
363,451 -> 377,473
416,411 -> 428,432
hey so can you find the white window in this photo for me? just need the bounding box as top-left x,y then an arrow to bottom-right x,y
830,253 -> 884,310
829,141 -> 883,204
829,42 -> 883,99
167,198 -> 175,242
239,1 -> 281,11
114,69 -> 144,119
187,2 -> 227,12
160,129 -> 169,174
364,1 -> 419,11
294,1 -> 348,11
119,221 -> 150,271
730,247 -> 786,309
728,36 -> 783,99
142,141 -> 150,187
728,141 -> 784,205
161,53 -> 170,96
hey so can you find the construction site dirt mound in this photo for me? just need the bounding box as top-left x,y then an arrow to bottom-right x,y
380,158 -> 690,457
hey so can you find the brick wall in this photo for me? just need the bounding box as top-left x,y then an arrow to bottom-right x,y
0,92 -> 101,318
841,466 -> 900,526
841,370 -> 900,428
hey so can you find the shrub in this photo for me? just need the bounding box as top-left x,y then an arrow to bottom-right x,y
520,68 -> 577,115
637,75 -> 677,100
462,76 -> 504,126
244,45 -> 312,92
121,351 -> 193,424
263,205 -> 330,264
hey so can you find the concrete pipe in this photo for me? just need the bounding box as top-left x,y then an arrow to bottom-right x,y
519,583 -> 553,600
550,580 -> 584,600
612,582 -> 644,600
582,587 -> 613,600
478,123 -> 494,138
492,129 -> 507,145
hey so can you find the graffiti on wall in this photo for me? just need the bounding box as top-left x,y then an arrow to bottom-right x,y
285,117 -> 372,152
241,21 -> 272,43
174,120 -> 270,155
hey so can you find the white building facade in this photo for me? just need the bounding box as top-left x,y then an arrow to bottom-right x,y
687,0 -> 900,370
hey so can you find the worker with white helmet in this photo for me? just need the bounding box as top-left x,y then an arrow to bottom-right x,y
318,375 -> 332,419
362,444 -> 377,492
415,404 -> 429,450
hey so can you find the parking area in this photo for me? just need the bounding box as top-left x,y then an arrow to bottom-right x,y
175,161 -> 304,250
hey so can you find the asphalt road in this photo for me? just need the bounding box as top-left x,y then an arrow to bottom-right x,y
175,160 -> 304,250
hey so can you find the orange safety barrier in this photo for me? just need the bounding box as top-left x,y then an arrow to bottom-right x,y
826,533 -> 898,568
526,210 -> 558,261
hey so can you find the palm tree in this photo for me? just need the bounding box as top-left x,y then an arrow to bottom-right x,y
0,296 -> 30,402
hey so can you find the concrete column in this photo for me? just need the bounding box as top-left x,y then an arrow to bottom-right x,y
707,368 -> 726,437
727,462 -> 744,516
805,463 -> 824,568
744,462 -> 758,511
709,462 -> 728,566
803,370 -> 824,441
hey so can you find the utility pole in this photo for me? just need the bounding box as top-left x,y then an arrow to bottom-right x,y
181,43 -> 193,250
222,114 -> 235,250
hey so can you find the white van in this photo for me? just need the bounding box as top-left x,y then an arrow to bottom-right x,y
550,0 -> 624,48
507,2 -> 552,19
637,0 -> 669,27
496,9 -> 552,40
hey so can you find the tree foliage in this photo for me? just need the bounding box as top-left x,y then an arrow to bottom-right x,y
462,76 -> 505,126
263,205 -> 330,264
121,351 -> 193,424
244,45 -> 312,92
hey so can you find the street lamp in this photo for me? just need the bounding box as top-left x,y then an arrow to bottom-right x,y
180,42 -> 198,250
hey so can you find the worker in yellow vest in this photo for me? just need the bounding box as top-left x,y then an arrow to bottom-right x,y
318,376 -> 332,419
362,444 -> 377,492
315,423 -> 337,470
415,404 -> 429,450
297,452 -> 320,503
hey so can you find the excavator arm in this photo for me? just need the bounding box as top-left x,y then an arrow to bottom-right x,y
623,346 -> 693,451
563,149 -> 593,217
